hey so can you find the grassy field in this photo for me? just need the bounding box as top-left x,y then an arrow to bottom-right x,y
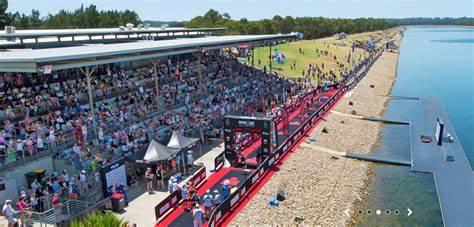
252,28 -> 399,80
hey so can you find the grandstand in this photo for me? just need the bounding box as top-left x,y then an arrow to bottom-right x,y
0,26 -> 226,49
0,29 -> 300,225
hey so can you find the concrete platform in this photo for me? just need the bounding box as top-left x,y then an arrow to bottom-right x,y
345,152 -> 412,166
410,97 -> 474,227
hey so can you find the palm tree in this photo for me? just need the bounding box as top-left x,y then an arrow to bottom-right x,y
71,212 -> 128,227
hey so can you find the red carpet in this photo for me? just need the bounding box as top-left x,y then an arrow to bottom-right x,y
219,90 -> 345,226
156,89 -> 341,227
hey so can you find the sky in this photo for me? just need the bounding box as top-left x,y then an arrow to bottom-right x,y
7,0 -> 474,21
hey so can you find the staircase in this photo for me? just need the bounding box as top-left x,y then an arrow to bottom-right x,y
22,199 -> 95,227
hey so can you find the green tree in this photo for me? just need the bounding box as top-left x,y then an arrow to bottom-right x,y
0,0 -> 8,28
71,212 -> 128,227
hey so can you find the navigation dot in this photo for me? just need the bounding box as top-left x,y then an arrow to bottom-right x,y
394,210 -> 400,215
385,210 -> 391,215
367,210 -> 372,215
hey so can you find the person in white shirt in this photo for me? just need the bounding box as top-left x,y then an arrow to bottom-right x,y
79,170 -> 87,190
2,200 -> 18,226
29,193 -> 38,211
36,137 -> 44,150
186,150 -> 194,174
62,170 -> 70,183
16,140 -> 23,157
167,176 -> 175,193
202,190 -> 213,219
171,178 -> 179,192
192,203 -> 203,227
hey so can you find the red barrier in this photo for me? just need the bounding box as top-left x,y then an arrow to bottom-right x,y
208,51 -> 383,227
190,166 -> 207,188
154,166 -> 206,221
154,189 -> 181,221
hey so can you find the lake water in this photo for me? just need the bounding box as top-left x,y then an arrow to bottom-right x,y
355,26 -> 473,226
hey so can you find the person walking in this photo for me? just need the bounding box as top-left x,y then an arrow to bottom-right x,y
192,203 -> 204,227
202,190 -> 213,219
79,169 -> 87,192
213,190 -> 222,208
145,167 -> 154,194
51,193 -> 61,223
222,180 -> 231,198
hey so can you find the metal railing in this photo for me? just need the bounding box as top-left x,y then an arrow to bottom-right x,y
21,199 -> 95,226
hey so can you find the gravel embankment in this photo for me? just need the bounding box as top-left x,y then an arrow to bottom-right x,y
231,34 -> 402,226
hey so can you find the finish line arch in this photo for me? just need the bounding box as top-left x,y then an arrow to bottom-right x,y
223,115 -> 278,166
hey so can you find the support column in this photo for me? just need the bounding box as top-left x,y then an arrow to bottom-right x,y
197,50 -> 202,77
269,44 -> 273,73
251,44 -> 255,67
150,59 -> 160,100
80,66 -> 98,129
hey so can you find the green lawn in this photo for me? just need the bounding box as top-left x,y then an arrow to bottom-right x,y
252,29 -> 397,81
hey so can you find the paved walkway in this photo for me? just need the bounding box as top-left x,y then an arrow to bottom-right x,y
118,141 -> 225,226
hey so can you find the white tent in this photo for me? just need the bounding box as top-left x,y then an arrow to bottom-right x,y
166,131 -> 199,149
139,140 -> 179,163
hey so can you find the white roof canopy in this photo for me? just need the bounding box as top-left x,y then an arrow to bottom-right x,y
0,27 -> 225,39
0,34 -> 297,73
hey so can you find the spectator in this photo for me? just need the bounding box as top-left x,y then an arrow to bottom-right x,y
186,150 -> 194,174
2,199 -> 18,227
192,203 -> 204,227
51,193 -> 61,222
145,167 -> 154,194
213,190 -> 222,207
155,166 -> 164,189
202,190 -> 213,219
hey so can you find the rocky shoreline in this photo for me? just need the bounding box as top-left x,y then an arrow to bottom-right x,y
230,33 -> 402,226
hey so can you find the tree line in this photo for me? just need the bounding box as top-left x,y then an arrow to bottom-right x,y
186,9 -> 394,39
0,2 -> 472,39
0,2 -> 141,29
387,17 -> 474,26
186,10 -> 473,39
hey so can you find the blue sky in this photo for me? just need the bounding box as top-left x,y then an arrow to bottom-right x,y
7,0 -> 474,21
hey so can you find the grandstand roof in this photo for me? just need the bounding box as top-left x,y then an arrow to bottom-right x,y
0,27 -> 225,39
0,34 -> 297,73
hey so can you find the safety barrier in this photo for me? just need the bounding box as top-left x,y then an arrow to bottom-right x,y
154,188 -> 182,222
154,166 -> 206,221
208,51 -> 382,227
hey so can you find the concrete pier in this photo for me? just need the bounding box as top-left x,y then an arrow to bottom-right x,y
410,97 -> 473,227
345,152 -> 412,166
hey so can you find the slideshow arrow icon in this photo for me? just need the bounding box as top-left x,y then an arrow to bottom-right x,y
344,209 -> 350,217
407,208 -> 413,216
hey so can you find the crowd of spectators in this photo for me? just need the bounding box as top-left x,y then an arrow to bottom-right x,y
0,50 -> 319,224
0,51 -> 313,173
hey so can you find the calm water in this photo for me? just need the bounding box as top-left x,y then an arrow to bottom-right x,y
355,26 -> 473,226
